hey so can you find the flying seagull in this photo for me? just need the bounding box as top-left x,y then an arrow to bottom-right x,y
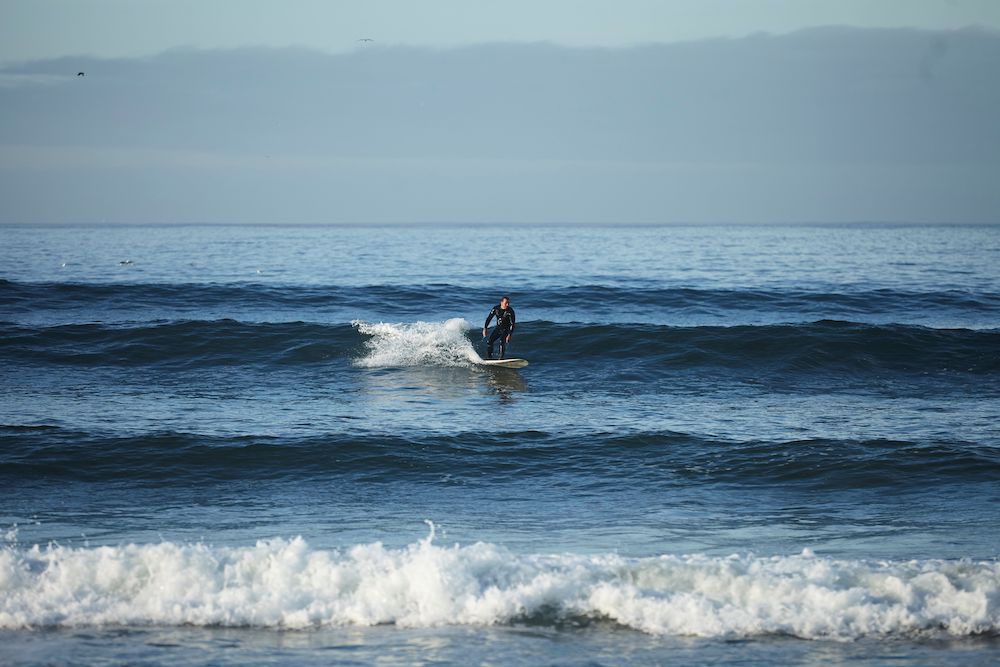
358,38 -> 374,42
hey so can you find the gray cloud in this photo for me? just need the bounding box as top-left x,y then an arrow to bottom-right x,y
1,27 -> 998,223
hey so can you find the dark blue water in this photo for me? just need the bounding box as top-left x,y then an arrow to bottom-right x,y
1,224 -> 999,665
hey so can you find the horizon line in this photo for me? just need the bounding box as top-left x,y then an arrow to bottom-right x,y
4,23 -> 999,67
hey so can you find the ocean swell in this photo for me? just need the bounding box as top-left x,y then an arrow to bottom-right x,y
2,319 -> 996,375
3,426 -> 998,487
4,279 -> 999,326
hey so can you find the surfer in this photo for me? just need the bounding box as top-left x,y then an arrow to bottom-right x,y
482,296 -> 516,359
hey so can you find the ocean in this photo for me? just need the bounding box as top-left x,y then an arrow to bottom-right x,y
1,223 -> 998,665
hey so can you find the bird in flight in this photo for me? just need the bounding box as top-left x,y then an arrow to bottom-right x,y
358,38 -> 374,42
77,72 -> 85,76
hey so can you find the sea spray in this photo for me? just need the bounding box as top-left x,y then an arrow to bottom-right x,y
353,319 -> 480,368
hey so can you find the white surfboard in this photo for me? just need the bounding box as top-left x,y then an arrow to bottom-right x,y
476,357 -> 528,369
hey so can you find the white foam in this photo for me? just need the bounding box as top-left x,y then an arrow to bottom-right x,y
353,318 -> 481,368
1,531 -> 998,638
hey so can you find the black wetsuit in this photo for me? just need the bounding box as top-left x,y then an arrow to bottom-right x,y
484,305 -> 516,359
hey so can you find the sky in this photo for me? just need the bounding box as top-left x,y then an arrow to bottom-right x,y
2,0 -> 1000,63
1,1 -> 999,223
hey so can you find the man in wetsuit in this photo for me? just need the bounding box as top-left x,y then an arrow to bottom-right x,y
482,296 -> 516,359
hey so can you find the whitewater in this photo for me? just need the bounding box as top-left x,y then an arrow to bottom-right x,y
2,524 -> 998,640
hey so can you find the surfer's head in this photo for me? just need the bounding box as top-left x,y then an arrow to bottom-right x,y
500,296 -> 509,308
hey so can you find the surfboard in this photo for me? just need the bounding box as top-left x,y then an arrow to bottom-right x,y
476,357 -> 528,369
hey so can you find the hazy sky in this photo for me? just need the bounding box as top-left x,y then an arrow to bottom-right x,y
2,0 -> 1000,63
1,2 -> 999,224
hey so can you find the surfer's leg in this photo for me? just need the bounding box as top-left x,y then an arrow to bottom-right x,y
487,329 -> 502,358
493,328 -> 509,359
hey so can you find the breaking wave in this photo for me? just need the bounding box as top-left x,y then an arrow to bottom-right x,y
1,528 -> 998,639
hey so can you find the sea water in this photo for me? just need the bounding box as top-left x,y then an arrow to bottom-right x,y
1,223 -> 998,665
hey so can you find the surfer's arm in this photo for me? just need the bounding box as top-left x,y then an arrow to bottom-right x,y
483,308 -> 496,337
